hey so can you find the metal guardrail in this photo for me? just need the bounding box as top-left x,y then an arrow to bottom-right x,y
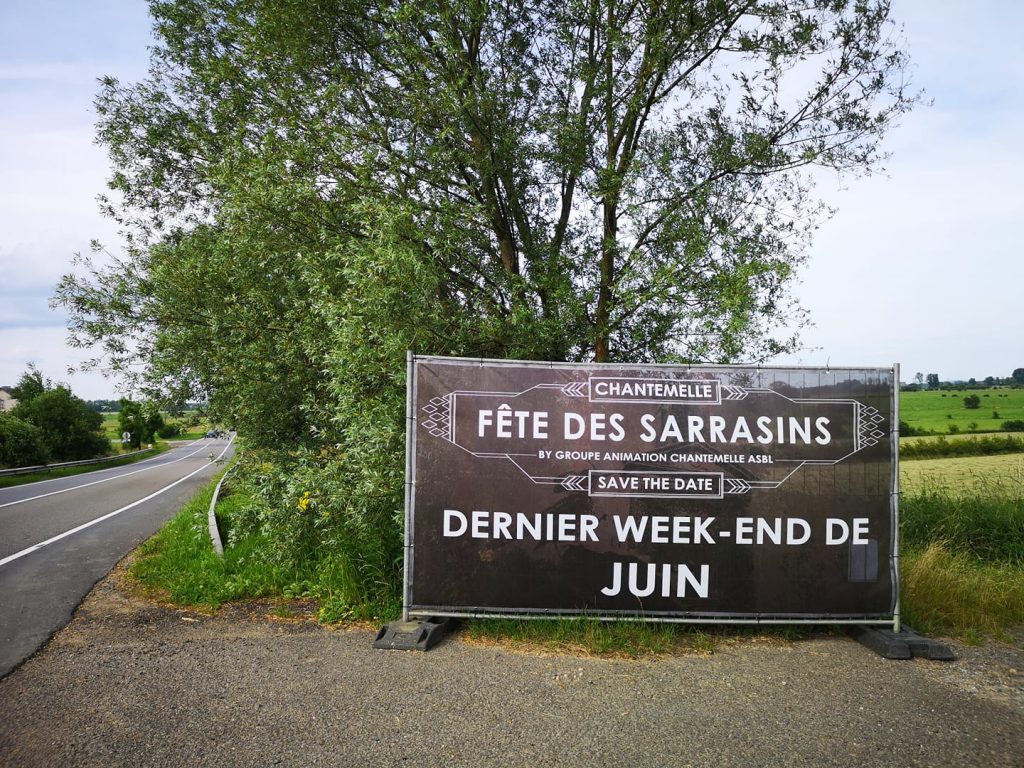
0,448 -> 157,478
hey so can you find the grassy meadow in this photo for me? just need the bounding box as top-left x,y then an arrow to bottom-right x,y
900,387 -> 1024,434
101,411 -> 212,445
901,453 -> 1024,494
898,443 -> 1024,638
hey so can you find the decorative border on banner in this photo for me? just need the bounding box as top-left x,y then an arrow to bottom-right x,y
419,380 -> 886,497
404,356 -> 900,629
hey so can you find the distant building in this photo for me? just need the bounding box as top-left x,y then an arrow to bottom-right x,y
0,388 -> 18,412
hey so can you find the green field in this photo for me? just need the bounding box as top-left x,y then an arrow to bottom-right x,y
900,388 -> 1024,434
101,411 -> 211,444
901,452 -> 1024,495
899,450 -> 1024,637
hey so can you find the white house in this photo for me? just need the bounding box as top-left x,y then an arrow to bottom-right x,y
0,388 -> 18,412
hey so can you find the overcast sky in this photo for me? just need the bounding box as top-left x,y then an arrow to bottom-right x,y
1,1 -> 1021,399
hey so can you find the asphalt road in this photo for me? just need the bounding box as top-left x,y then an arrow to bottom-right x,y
0,437 -> 234,676
0,569 -> 1021,767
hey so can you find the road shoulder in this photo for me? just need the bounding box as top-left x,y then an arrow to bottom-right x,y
2,557 -> 1022,767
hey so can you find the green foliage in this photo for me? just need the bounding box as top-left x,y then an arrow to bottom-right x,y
55,0 -> 919,616
900,388 -> 1024,434
58,0 -> 918,384
133,467 -> 398,619
901,434 -> 1024,461
898,419 -> 926,437
962,394 -> 981,409
118,399 -> 165,448
156,422 -> 181,438
9,365 -> 48,403
12,387 -> 109,462
133,477 -> 300,607
901,490 -> 1024,565
1003,420 -> 1024,432
0,413 -> 50,468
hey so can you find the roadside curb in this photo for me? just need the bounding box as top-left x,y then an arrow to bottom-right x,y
207,462 -> 237,557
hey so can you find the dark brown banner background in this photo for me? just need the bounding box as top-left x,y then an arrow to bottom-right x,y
407,358 -> 896,620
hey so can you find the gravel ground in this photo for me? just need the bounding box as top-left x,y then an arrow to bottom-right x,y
1,563 -> 1022,768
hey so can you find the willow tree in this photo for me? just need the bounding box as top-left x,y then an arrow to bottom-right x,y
57,0 -> 916,434
52,0 -> 917,607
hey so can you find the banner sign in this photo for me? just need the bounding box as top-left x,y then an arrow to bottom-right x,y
405,356 -> 898,623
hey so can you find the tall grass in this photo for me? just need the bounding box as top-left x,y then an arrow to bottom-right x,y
901,489 -> 1024,565
900,543 -> 1024,639
899,467 -> 1024,638
901,453 -> 1024,496
132,482 -> 302,607
131,469 -> 398,622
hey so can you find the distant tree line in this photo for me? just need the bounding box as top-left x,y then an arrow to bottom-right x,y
0,367 -> 198,467
0,367 -> 110,468
901,368 -> 1024,392
84,399 -> 207,413
900,433 -> 1024,460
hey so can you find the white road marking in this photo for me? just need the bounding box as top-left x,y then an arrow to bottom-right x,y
0,438 -> 206,489
0,441 -> 218,510
0,436 -> 235,569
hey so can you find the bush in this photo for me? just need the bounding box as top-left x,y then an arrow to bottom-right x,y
229,448 -> 404,618
157,423 -> 181,439
901,434 -> 1024,460
12,387 -> 109,461
0,413 -> 50,467
1003,420 -> 1024,432
962,394 -> 981,409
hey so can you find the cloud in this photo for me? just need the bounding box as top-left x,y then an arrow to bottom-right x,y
776,100 -> 1023,378
0,325 -> 127,399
